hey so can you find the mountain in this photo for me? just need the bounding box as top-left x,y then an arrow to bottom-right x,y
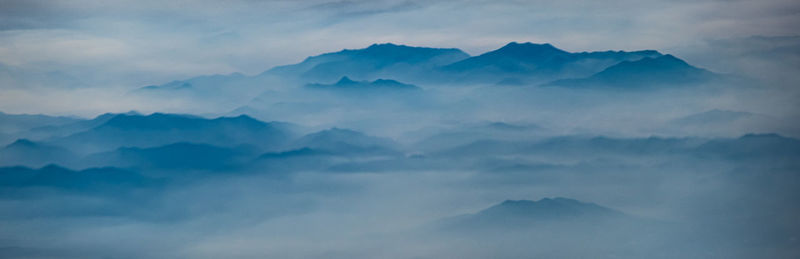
129,72 -> 277,111
266,43 -> 469,82
548,54 -> 716,88
135,73 -> 247,92
306,76 -> 420,91
123,42 -> 690,94
51,113 -> 294,154
694,133 -> 800,161
443,42 -> 571,73
21,111 -> 139,140
290,128 -> 401,156
0,164 -> 155,191
0,111 -> 80,134
254,129 -> 401,173
439,197 -> 628,231
434,135 -> 704,159
0,139 -> 77,167
413,121 -> 544,152
84,142 -> 258,171
441,42 -> 663,83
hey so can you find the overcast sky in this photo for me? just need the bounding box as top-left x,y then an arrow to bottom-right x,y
0,0 -> 798,89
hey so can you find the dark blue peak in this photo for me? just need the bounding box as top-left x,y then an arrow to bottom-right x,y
365,42 -> 402,50
636,54 -> 691,68
499,197 -> 583,207
659,54 -> 684,61
100,113 -> 267,130
335,76 -> 359,85
338,43 -> 468,62
306,127 -> 366,139
310,77 -> 419,90
102,113 -> 200,129
361,42 -> 463,54
7,139 -> 37,148
491,42 -> 569,57
486,197 -> 618,217
213,114 -> 267,127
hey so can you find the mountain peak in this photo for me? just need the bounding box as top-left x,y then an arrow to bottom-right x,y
308,77 -> 420,91
366,42 -> 400,49
494,42 -> 568,56
441,42 -> 571,74
335,76 -> 358,85
7,138 -> 37,148
547,52 -> 713,87
481,197 -> 622,219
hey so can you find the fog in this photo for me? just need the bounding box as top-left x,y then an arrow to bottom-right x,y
1,1 -> 800,258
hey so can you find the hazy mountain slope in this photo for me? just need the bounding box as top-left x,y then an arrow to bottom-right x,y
0,165 -> 155,191
266,43 -> 469,82
439,197 -> 628,230
548,54 -> 716,88
21,111 -> 139,140
84,142 -> 258,171
51,113 -> 294,154
0,111 -> 80,134
0,139 -> 77,167
440,42 -> 663,84
306,76 -> 420,91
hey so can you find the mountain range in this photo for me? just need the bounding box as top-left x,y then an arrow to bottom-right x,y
133,42 -> 716,98
49,113 -> 294,154
306,76 -> 420,91
437,197 -> 630,231
548,54 -> 715,88
266,43 -> 469,82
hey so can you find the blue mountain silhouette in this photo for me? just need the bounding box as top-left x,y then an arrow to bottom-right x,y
266,43 -> 469,82
0,164 -> 155,191
23,111 -> 140,140
441,42 -> 663,83
0,139 -> 76,167
0,111 -> 80,134
306,76 -> 420,91
52,113 -> 293,153
85,142 -> 258,170
438,197 -> 628,231
290,128 -> 401,156
548,54 -> 715,88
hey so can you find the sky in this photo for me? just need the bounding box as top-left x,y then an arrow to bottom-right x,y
0,0 -> 798,86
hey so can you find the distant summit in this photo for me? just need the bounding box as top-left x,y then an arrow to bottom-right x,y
476,198 -> 624,220
306,76 -> 420,91
51,113 -> 293,153
267,43 -> 469,82
130,41 -> 712,94
440,42 -> 664,83
443,42 -> 570,73
548,54 -> 715,88
0,139 -> 76,167
438,197 -> 629,231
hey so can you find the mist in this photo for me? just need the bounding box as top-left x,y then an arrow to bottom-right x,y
1,0 -> 800,258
